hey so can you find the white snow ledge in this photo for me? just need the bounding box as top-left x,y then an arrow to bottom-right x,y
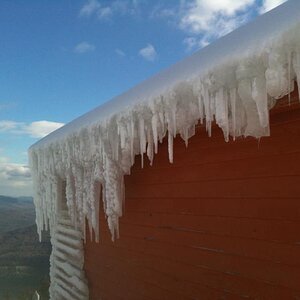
29,0 -> 300,242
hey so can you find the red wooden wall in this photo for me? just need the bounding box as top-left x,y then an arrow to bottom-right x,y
84,91 -> 300,299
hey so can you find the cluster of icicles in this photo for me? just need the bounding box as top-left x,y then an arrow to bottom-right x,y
29,25 -> 300,242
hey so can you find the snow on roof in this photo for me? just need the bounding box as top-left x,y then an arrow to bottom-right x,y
32,0 -> 299,148
30,0 -> 300,245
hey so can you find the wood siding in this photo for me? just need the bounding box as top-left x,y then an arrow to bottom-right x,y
84,90 -> 300,299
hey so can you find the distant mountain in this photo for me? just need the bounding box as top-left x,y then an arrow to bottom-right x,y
17,196 -> 34,202
0,195 -> 35,234
0,225 -> 51,266
0,195 -> 19,205
0,225 -> 51,299
0,195 -> 51,299
0,195 -> 51,268
0,195 -> 33,204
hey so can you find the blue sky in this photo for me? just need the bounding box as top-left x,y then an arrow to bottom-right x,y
0,0 -> 286,196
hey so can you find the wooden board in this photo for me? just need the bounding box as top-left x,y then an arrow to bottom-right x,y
84,89 -> 300,300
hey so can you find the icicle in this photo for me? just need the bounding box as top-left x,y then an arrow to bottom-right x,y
158,96 -> 165,142
74,167 -> 84,230
193,80 -> 204,123
130,118 -> 135,165
82,171 -> 89,220
83,213 -> 86,243
182,127 -> 189,147
252,75 -> 269,131
119,124 -> 126,149
138,117 -> 146,168
165,91 -> 177,138
88,212 -> 93,242
66,172 -> 76,225
168,131 -> 173,163
112,126 -> 119,161
288,51 -> 292,104
93,181 -> 100,242
198,94 -> 204,124
229,88 -> 237,140
215,87 -> 229,141
146,127 -> 154,165
152,113 -> 159,154
238,78 -> 259,136
203,85 -> 212,136
293,51 -> 300,100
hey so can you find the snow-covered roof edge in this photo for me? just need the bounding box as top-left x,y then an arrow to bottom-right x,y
29,0 -> 300,244
30,0 -> 300,149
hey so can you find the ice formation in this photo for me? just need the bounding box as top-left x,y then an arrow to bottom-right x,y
49,211 -> 89,299
28,0 -> 300,297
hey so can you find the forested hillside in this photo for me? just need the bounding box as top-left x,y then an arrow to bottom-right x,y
0,196 -> 51,299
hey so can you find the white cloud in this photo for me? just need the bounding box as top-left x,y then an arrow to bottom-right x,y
74,41 -> 96,54
260,0 -> 286,14
150,5 -> 175,19
79,0 -> 142,21
183,37 -> 199,51
178,0 -> 255,49
180,0 -> 255,33
0,119 -> 63,196
148,0 -> 257,52
139,44 -> 157,61
0,120 -> 64,138
1,164 -> 31,180
22,121 -> 64,138
0,161 -> 32,196
0,156 -> 9,163
151,0 -> 287,52
0,120 -> 18,132
115,48 -> 126,57
79,0 -> 101,17
97,6 -> 113,19
78,1 -> 287,53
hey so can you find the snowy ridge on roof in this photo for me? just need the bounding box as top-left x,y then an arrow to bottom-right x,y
29,0 -> 300,245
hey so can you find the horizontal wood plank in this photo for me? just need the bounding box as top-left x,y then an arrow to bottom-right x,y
84,95 -> 300,299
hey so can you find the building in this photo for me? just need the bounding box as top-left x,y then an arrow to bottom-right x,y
29,1 -> 300,299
